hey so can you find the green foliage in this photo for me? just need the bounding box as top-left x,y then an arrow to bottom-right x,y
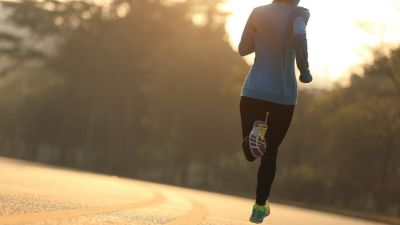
0,0 -> 248,179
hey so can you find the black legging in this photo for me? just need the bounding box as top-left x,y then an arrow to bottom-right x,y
240,96 -> 294,205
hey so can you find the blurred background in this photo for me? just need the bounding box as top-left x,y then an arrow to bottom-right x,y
0,0 -> 399,221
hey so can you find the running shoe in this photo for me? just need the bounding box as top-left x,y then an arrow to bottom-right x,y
248,120 -> 268,158
249,203 -> 270,224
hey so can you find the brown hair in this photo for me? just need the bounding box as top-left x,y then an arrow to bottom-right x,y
273,0 -> 290,7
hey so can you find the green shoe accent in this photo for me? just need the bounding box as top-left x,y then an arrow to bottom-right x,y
249,203 -> 270,224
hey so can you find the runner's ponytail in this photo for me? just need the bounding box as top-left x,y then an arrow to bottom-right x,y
273,0 -> 299,6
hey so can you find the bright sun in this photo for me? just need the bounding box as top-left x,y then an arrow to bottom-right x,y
223,0 -> 400,86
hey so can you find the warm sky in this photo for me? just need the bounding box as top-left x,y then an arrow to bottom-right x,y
2,0 -> 400,87
223,0 -> 400,87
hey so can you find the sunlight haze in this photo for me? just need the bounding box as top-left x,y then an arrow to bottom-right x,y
3,0 -> 400,87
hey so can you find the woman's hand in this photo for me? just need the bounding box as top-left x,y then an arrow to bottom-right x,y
299,70 -> 313,83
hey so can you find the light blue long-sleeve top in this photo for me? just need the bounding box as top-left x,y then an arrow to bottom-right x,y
239,1 -> 312,105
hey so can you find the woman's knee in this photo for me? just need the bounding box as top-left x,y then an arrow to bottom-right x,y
261,149 -> 278,162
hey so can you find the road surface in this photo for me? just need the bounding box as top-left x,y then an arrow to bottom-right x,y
0,157 -> 387,225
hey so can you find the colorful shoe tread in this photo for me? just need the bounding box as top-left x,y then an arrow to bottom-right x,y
248,120 -> 268,158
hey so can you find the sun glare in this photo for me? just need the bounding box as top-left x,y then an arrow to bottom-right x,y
223,0 -> 400,85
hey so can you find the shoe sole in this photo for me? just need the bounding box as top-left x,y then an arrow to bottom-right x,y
249,218 -> 263,224
242,136 -> 256,161
249,212 -> 270,224
249,120 -> 268,158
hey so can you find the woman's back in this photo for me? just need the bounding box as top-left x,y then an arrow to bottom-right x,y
239,2 -> 311,105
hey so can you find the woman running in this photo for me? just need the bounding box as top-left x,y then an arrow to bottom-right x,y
238,0 -> 312,223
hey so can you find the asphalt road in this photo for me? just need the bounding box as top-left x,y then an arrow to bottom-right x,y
0,157 -> 388,225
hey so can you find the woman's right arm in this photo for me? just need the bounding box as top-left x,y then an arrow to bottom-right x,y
238,10 -> 256,57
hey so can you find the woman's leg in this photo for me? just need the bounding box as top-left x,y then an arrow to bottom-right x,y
255,102 -> 294,205
240,96 -> 268,161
